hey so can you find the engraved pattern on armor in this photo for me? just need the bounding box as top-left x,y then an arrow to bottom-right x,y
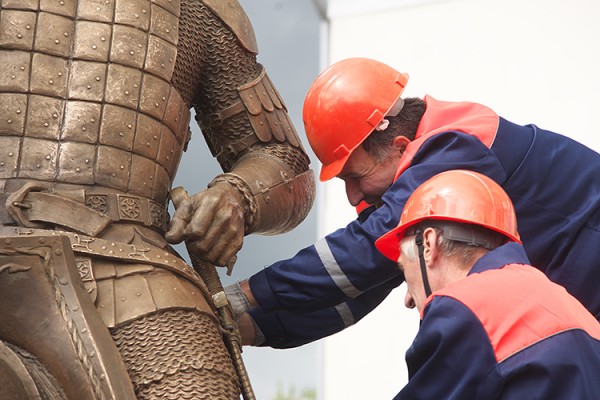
118,195 -> 142,221
77,258 -> 94,282
128,244 -> 150,260
0,261 -> 30,274
27,229 -> 190,282
0,0 -> 189,202
86,195 -> 109,214
70,234 -> 95,252
85,192 -> 168,230
149,202 -> 164,228
76,256 -> 98,301
110,309 -> 240,399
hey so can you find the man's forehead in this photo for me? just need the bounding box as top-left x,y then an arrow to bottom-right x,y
338,148 -> 370,177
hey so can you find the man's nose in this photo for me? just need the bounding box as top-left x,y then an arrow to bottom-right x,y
345,180 -> 363,207
405,292 -> 416,309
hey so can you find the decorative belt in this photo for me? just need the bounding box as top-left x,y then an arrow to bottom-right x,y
0,226 -> 207,294
2,182 -> 168,236
85,192 -> 167,233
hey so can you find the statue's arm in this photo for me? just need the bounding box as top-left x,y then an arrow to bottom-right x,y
166,0 -> 315,268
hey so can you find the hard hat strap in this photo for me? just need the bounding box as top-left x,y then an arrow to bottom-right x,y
415,230 -> 433,298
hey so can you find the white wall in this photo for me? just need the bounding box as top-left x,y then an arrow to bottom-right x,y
321,0 -> 600,399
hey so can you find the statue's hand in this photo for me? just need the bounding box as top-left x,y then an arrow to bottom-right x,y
166,183 -> 244,269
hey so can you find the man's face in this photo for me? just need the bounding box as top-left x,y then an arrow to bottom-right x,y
336,145 -> 399,207
397,236 -> 429,313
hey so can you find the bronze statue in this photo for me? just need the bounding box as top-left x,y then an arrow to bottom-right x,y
0,0 -> 315,398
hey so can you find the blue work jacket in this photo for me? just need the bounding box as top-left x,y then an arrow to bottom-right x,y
248,96 -> 600,348
395,243 -> 600,399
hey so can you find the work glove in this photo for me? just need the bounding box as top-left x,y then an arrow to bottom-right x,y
224,282 -> 254,318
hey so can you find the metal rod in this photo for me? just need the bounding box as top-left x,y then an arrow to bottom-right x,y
170,187 -> 256,400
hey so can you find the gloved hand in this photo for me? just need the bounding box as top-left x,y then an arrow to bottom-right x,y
224,281 -> 253,318
166,182 -> 245,269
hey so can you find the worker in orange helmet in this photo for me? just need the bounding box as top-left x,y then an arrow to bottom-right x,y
226,57 -> 600,349
375,170 -> 600,399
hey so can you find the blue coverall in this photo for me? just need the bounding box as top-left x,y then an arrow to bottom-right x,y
395,243 -> 600,399
248,96 -> 600,348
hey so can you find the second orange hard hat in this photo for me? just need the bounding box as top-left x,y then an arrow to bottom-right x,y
376,170 -> 521,262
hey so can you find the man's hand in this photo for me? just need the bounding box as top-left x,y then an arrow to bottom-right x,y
237,313 -> 260,346
166,183 -> 245,269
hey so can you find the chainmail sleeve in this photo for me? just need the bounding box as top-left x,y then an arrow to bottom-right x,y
173,0 -> 315,235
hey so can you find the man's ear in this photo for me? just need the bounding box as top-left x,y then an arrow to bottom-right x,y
392,135 -> 411,155
422,227 -> 440,267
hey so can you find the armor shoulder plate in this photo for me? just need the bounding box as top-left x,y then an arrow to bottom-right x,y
201,0 -> 259,54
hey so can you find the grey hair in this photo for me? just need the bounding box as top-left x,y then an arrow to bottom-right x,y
399,222 -> 507,265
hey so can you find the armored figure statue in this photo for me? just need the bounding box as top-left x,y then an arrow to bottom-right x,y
0,0 -> 315,398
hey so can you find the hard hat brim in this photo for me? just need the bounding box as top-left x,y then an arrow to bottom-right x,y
319,158 -> 346,182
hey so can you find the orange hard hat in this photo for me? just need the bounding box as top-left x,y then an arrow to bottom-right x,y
303,58 -> 409,181
375,170 -> 521,261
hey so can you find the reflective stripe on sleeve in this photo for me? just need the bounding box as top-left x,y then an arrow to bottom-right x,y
315,238 -> 362,298
335,302 -> 355,328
